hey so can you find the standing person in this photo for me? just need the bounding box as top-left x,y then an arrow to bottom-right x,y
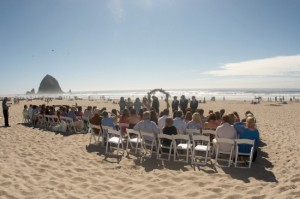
126,97 -> 133,110
151,96 -> 160,114
179,95 -> 188,115
133,97 -> 142,114
2,97 -> 10,127
142,97 -> 151,110
118,97 -> 126,113
190,96 -> 198,113
171,96 -> 179,113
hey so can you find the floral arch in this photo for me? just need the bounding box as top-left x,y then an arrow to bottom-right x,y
147,88 -> 171,110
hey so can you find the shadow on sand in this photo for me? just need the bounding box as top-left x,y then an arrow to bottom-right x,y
221,140 -> 278,183
85,139 -> 277,183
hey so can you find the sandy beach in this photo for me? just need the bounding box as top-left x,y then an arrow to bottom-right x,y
0,99 -> 299,199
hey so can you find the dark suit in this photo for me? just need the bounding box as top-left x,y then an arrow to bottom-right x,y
190,100 -> 198,113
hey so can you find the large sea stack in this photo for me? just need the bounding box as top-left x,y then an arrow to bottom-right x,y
37,74 -> 63,94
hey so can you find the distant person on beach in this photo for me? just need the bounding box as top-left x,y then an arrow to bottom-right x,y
118,97 -> 126,113
126,97 -> 133,110
190,96 -> 198,113
172,96 -> 179,113
133,98 -> 142,114
2,97 -> 10,127
179,95 -> 188,115
142,97 -> 151,110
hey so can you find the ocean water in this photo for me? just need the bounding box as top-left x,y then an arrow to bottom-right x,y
16,88 -> 299,101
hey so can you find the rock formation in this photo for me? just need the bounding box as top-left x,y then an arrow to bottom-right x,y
26,88 -> 35,95
37,74 -> 63,94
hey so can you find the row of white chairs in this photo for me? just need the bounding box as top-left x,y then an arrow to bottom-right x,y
88,125 -> 255,168
23,113 -> 85,134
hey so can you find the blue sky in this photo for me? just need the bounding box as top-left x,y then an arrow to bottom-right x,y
0,0 -> 300,95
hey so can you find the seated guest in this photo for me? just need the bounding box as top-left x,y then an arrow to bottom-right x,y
187,112 -> 202,130
204,113 -> 219,130
76,106 -> 83,118
214,115 -> 237,152
68,107 -> 84,130
90,109 -> 102,134
228,112 -> 236,125
214,111 -> 222,125
196,108 -> 207,125
158,109 -> 169,129
233,111 -> 240,122
101,111 -> 116,130
184,111 -> 192,123
241,110 -> 255,123
134,111 -> 160,141
234,117 -> 259,162
83,106 -> 93,119
150,110 -> 158,125
128,108 -> 140,129
173,110 -> 187,134
60,106 -> 68,117
162,117 -> 177,152
119,109 -> 130,136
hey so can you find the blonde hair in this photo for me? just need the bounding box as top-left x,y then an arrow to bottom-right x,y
246,117 -> 256,128
192,112 -> 201,122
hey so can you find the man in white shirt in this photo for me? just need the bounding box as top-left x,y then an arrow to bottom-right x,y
134,111 -> 160,141
214,114 -> 237,152
158,109 -> 169,129
173,111 -> 187,134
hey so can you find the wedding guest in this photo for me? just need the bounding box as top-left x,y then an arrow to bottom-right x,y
118,97 -> 126,113
133,98 -> 142,114
184,111 -> 192,123
158,108 -> 169,129
150,110 -> 158,125
187,112 -> 202,129
214,115 -> 237,152
190,96 -> 198,113
134,111 -> 160,141
234,117 -> 260,162
173,110 -> 187,134
172,96 -> 179,113
128,109 -> 140,129
179,95 -> 188,115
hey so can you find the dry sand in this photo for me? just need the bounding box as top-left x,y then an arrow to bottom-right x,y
0,99 -> 299,199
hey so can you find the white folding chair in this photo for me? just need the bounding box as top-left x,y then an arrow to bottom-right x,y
125,129 -> 143,154
192,134 -> 211,166
235,139 -> 255,168
157,134 -> 174,161
186,128 -> 201,136
46,115 -> 58,130
140,131 -> 157,158
105,129 -> 125,156
65,117 -> 77,133
22,112 -> 30,124
37,114 -> 46,128
89,124 -> 101,145
202,129 -> 216,154
173,134 -> 191,163
214,138 -> 235,167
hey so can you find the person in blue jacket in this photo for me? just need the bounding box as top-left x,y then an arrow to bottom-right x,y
234,116 -> 259,162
